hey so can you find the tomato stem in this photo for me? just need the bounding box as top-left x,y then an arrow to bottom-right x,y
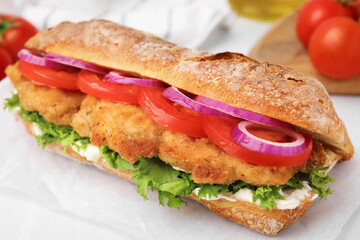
337,0 -> 354,5
0,15 -> 19,37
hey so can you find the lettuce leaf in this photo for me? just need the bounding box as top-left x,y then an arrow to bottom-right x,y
252,186 -> 285,210
284,173 -> 304,189
196,184 -> 228,199
99,146 -> 134,170
4,93 -> 90,150
3,92 -> 20,111
132,157 -> 191,209
4,93 -> 338,209
283,167 -> 337,199
308,167 -> 337,199
229,181 -> 251,193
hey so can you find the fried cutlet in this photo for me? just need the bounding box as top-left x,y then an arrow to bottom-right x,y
7,64 -> 85,126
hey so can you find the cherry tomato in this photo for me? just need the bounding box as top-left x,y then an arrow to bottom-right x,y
296,0 -> 349,48
0,47 -> 12,80
137,86 -> 207,138
0,14 -> 38,61
18,60 -> 80,90
200,115 -> 313,167
309,16 -> 360,79
78,70 -> 139,104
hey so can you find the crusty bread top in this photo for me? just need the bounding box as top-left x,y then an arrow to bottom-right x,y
25,19 -> 353,159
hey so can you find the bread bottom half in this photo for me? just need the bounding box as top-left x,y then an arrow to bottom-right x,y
16,112 -> 316,236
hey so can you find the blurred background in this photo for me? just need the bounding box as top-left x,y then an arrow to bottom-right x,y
1,0 -> 304,49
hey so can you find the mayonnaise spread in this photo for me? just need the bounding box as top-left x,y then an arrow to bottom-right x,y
193,181 -> 318,210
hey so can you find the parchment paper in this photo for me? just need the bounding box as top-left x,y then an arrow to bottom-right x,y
1,78 -> 359,239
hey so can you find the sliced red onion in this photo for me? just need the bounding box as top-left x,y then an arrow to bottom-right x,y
162,86 -> 233,119
104,71 -> 164,87
18,49 -> 70,70
195,95 -> 293,129
230,121 -> 306,156
44,53 -> 109,74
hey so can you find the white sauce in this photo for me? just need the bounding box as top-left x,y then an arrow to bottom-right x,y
194,181 -> 318,210
13,106 -> 21,113
172,166 -> 188,172
234,188 -> 261,205
31,122 -> 102,163
70,143 -> 102,163
32,123 -> 43,136
327,159 -> 339,173
193,188 -> 236,202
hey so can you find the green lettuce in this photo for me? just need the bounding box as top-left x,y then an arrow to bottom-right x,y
4,94 -> 90,151
282,167 -> 337,199
132,157 -> 190,208
4,93 -> 337,210
131,157 -> 240,209
307,167 -> 337,198
3,92 -> 20,111
251,186 -> 285,210
99,146 -> 134,170
196,184 -> 229,199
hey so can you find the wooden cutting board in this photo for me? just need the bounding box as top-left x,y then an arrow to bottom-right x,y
249,10 -> 360,95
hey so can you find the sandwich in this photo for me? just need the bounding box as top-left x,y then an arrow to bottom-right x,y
3,19 -> 354,236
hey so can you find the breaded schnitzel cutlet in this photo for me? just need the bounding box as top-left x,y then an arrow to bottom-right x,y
8,63 -> 85,126
72,95 -> 165,163
7,63 -> 338,186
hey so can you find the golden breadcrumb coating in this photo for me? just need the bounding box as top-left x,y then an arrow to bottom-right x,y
6,64 -> 85,126
73,95 -> 164,163
158,130 -> 301,185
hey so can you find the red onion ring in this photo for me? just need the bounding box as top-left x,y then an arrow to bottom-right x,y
18,49 -> 70,70
44,53 -> 109,74
104,71 -> 164,87
195,95 -> 293,129
230,121 -> 306,156
162,86 -> 233,119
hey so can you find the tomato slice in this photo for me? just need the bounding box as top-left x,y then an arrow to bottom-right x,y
201,115 -> 313,167
137,86 -> 207,138
18,60 -> 79,90
78,70 -> 139,104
